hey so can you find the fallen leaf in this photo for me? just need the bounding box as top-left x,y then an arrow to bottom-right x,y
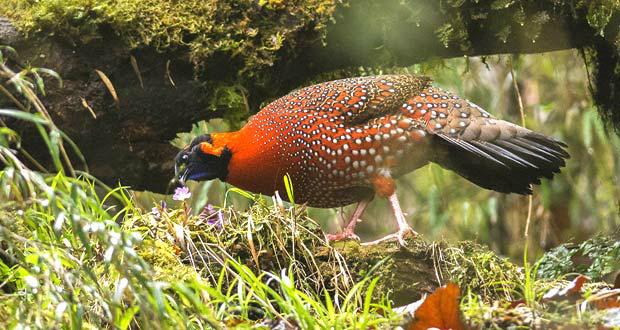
542,275 -> 589,300
407,283 -> 466,330
508,275 -> 590,309
590,289 -> 620,310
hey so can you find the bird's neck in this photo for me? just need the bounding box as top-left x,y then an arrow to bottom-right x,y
209,129 -> 284,196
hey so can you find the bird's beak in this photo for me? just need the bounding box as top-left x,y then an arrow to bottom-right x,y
178,168 -> 189,186
174,158 -> 189,186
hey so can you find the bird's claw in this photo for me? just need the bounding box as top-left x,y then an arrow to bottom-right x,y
361,226 -> 418,247
326,230 -> 360,242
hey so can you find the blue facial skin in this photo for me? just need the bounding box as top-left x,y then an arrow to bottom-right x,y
175,143 -> 231,185
178,161 -> 216,184
187,170 -> 212,181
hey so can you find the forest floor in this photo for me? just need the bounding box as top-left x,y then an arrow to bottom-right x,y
1,183 -> 619,329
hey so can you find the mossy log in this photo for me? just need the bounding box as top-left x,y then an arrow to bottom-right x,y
0,0 -> 618,192
326,239 -> 520,305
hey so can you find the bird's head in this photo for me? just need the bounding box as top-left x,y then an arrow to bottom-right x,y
175,134 -> 231,185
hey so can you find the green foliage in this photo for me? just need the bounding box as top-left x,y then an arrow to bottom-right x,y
584,0 -> 620,36
436,16 -> 470,51
434,0 -> 618,51
0,174 -> 400,328
537,234 -> 620,280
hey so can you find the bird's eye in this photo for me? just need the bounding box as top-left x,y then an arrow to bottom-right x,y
182,154 -> 189,161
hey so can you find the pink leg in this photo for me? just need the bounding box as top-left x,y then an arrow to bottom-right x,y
326,198 -> 371,242
362,192 -> 418,246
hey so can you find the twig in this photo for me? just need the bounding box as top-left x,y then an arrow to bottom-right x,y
508,55 -> 533,238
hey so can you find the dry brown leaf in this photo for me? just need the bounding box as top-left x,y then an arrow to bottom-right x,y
542,275 -> 589,301
130,55 -> 144,89
408,283 -> 466,330
95,69 -> 120,111
510,274 -> 591,309
591,289 -> 620,310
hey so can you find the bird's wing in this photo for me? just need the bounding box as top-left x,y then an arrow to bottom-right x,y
401,85 -> 569,194
269,74 -> 432,126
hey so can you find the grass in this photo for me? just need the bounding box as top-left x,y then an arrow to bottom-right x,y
1,46 -> 619,329
0,141 -> 400,328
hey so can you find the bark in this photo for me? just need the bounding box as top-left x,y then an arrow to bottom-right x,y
0,0 -> 618,193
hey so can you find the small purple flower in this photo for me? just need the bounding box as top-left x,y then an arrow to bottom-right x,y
173,186 -> 191,201
215,211 -> 225,226
207,211 -> 224,228
199,204 -> 224,229
203,204 -> 215,214
151,206 -> 161,219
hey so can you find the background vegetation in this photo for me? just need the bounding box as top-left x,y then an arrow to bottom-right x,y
0,0 -> 619,328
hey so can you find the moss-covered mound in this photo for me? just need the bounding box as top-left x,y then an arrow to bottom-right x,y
130,198 -> 525,306
0,0 -> 338,74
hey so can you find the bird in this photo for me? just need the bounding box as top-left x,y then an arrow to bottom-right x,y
175,74 -> 569,246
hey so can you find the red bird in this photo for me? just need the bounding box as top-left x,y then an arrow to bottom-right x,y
175,75 -> 568,245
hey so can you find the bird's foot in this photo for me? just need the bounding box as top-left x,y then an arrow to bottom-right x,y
326,229 -> 360,242
361,226 -> 418,247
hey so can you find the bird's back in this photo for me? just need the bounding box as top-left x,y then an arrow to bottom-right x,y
240,74 -> 568,207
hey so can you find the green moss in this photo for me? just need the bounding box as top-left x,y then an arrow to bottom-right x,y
137,239 -> 198,282
0,0 -> 338,74
432,0 -> 618,51
584,0 -> 620,36
444,241 -> 522,300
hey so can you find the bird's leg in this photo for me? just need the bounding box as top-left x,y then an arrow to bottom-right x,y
326,198 -> 371,242
363,176 -> 418,246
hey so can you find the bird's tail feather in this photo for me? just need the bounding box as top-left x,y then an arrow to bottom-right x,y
430,122 -> 569,195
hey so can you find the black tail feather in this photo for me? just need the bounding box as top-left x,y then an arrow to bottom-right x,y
431,131 -> 569,195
